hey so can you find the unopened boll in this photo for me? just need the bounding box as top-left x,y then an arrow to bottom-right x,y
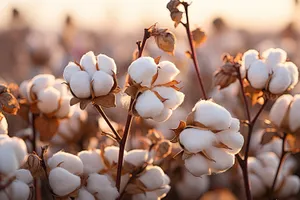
128,57 -> 184,122
63,51 -> 117,99
242,48 -> 298,94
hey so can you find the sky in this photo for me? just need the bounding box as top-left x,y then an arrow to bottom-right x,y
0,0 -> 298,33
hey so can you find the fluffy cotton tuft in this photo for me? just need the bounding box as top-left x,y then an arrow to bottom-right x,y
70,71 -> 92,98
124,149 -> 148,167
268,65 -> 292,94
242,49 -> 259,70
247,60 -> 269,89
78,149 -> 106,174
152,86 -> 185,110
31,74 -> 55,94
104,146 -> 125,166
154,61 -> 180,85
0,116 -> 8,135
63,62 -> 81,83
37,87 -> 60,113
80,51 -> 97,77
138,166 -> 169,190
92,71 -> 114,96
97,54 -> 117,75
184,154 -> 210,176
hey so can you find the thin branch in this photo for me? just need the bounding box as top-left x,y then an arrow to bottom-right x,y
181,2 -> 207,100
237,68 -> 251,122
92,103 -> 121,143
31,114 -> 40,200
269,133 -> 288,200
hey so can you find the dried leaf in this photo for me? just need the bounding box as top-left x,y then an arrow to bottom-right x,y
79,99 -> 91,110
93,93 -> 116,108
35,116 -> 59,142
70,97 -> 81,106
125,183 -> 145,195
192,28 -> 207,47
170,120 -> 186,143
0,92 -> 19,115
260,132 -> 278,145
154,56 -> 161,64
124,85 -> 139,99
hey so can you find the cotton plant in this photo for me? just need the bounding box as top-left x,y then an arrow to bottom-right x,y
171,100 -> 244,176
19,74 -> 72,141
125,57 -> 184,122
0,135 -> 32,200
63,51 -> 120,109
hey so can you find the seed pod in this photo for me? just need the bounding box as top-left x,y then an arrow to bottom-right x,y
154,30 -> 176,55
192,28 -> 207,47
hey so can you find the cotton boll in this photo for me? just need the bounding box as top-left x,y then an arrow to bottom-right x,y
80,51 -> 97,77
0,145 -> 19,175
47,151 -> 83,175
15,169 -> 33,184
135,90 -> 164,119
154,61 -> 179,85
37,87 -> 60,113
76,188 -> 95,200
0,116 -> 8,135
285,62 -> 298,88
128,57 -> 158,87
288,95 -> 300,132
262,48 -> 287,71
216,131 -> 244,154
277,175 -> 300,198
9,180 -> 30,200
97,54 -> 117,75
184,154 -> 210,176
179,128 -> 216,153
70,71 -> 91,98
151,108 -> 172,122
86,173 -> 119,200
249,174 -> 265,197
269,94 -> 293,127
139,166 -> 165,190
92,71 -> 114,96
9,137 -> 27,165
242,49 -> 259,70
152,86 -> 184,109
193,100 -> 232,130
55,96 -> 72,118
63,62 -> 81,83
53,79 -> 68,95
205,147 -> 235,173
31,74 -> 55,94
77,149 -> 106,174
49,167 -> 81,196
247,60 -> 269,89
268,65 -> 292,94
104,146 -> 125,166
125,149 -> 148,167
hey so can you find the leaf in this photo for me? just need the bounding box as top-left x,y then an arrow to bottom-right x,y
170,120 -> 186,143
34,116 -> 59,142
124,85 -> 139,99
79,99 -> 91,110
70,97 -> 80,106
93,93 -> 116,108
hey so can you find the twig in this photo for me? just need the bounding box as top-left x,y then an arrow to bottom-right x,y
115,28 -> 151,193
181,2 -> 207,100
92,103 -> 121,143
269,133 -> 288,200
31,114 -> 40,200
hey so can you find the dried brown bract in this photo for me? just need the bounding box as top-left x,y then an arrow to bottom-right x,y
192,28 -> 207,47
0,84 -> 20,115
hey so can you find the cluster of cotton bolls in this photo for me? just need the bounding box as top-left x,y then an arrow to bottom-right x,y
51,105 -> 88,145
177,100 -> 244,176
127,57 -> 184,122
19,74 -> 72,118
63,51 -> 119,101
247,152 -> 300,198
241,48 -> 298,95
47,146 -> 170,200
269,94 -> 300,133
0,113 -> 8,135
0,135 -> 33,200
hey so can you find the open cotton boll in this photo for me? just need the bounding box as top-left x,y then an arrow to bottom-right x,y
262,48 -> 287,71
242,49 -> 259,70
53,79 -> 68,95
152,107 -> 172,122
277,175 -> 300,198
15,169 -> 33,184
268,65 -> 292,94
55,96 -> 72,118
135,90 -> 164,119
63,62 -> 81,83
0,145 -> 19,175
179,128 -> 216,153
125,149 -> 148,167
9,180 -> 30,200
37,87 -> 60,113
152,86 -> 184,109
289,95 -> 300,132
9,137 -> 27,165
247,60 -> 269,89
86,173 -> 119,200
31,74 -> 55,94
285,62 -> 298,88
249,174 -> 265,197
70,71 -> 91,98
49,167 -> 81,196
92,71 -> 114,96
139,166 -> 166,190
80,51 -> 97,77
78,149 -> 105,174
216,131 -> 244,154
76,188 -> 95,200
104,146 -> 126,166
97,54 -> 117,75
48,151 -> 83,175
0,116 -> 8,134
128,57 -> 158,87
269,94 -> 293,127
153,61 -> 179,85
19,80 -> 31,100
184,154 -> 210,176
205,147 -> 235,173
193,100 -> 232,130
